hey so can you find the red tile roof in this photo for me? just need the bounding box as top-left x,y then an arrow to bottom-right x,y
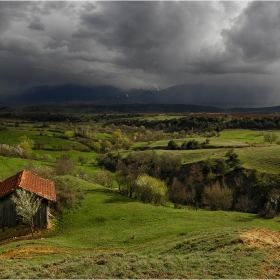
0,170 -> 56,201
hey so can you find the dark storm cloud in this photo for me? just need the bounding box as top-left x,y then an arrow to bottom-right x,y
0,1 -> 280,106
73,1 -> 190,72
186,1 -> 280,75
223,2 -> 280,63
28,21 -> 45,31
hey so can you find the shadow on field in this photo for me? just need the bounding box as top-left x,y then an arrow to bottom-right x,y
233,214 -> 264,223
86,188 -> 134,204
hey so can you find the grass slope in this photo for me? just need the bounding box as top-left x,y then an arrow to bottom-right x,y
0,177 -> 279,278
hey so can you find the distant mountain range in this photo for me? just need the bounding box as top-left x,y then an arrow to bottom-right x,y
2,83 -> 279,113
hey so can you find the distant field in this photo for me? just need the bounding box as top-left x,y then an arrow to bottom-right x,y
142,129 -> 280,173
149,137 -> 248,149
220,129 -> 267,144
238,145 -> 280,174
153,148 -> 228,164
144,114 -> 184,121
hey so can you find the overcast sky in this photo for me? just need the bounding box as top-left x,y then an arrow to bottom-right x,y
1,1 -> 280,105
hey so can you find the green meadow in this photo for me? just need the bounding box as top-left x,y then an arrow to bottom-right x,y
0,124 -> 279,278
0,176 -> 279,278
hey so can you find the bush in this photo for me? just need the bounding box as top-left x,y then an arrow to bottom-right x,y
42,154 -> 52,162
226,149 -> 238,160
55,159 -> 76,175
167,140 -> 179,150
202,181 -> 233,211
24,162 -> 55,180
174,203 -> 184,209
134,174 -> 167,205
94,169 -> 113,188
234,195 -> 258,213
181,139 -> 202,150
50,178 -> 85,216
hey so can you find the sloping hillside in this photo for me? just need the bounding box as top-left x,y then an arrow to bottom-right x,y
0,176 -> 279,278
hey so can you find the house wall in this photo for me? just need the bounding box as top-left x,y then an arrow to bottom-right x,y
34,199 -> 48,228
0,195 -> 49,229
0,196 -> 17,229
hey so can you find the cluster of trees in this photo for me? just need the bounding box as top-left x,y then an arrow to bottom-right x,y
103,115 -> 280,134
98,151 -> 181,204
167,139 -> 209,150
0,144 -> 25,157
97,149 -> 280,217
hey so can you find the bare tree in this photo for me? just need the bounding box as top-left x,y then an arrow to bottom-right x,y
11,188 -> 42,236
202,181 -> 233,211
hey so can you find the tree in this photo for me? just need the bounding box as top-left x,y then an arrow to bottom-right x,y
78,155 -> 88,166
263,132 -> 278,144
25,162 -> 54,180
202,181 -> 233,211
167,140 -> 179,150
64,130 -> 74,139
56,159 -> 76,175
135,174 -> 167,205
18,136 -> 35,158
92,141 -> 102,153
51,178 -> 85,216
225,149 -> 238,160
168,177 -> 189,205
11,188 -> 42,236
94,169 -> 113,188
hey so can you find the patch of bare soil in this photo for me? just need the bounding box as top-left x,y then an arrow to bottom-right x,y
240,228 -> 280,278
2,244 -> 65,259
0,229 -> 123,259
1,243 -> 123,259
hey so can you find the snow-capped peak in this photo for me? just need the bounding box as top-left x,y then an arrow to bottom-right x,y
138,84 -> 160,91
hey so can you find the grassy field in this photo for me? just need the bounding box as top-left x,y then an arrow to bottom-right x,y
219,129 -> 280,144
0,177 -> 279,278
0,126 -> 280,278
149,137 -> 248,149
142,129 -> 280,173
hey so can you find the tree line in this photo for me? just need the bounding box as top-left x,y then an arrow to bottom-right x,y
97,150 -> 280,218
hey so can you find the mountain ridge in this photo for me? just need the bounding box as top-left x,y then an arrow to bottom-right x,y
2,83 -> 277,111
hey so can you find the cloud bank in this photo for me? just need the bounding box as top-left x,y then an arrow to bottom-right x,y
0,1 -> 280,106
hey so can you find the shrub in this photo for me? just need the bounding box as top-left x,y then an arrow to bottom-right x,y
78,156 -> 88,166
202,181 -> 233,211
50,178 -> 85,216
94,169 -> 113,188
42,154 -> 52,162
181,139 -> 202,150
234,195 -> 258,213
174,203 -> 184,209
167,140 -> 179,150
55,159 -> 76,175
226,149 -> 238,160
25,162 -> 55,180
134,174 -> 167,205
263,132 -> 278,144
